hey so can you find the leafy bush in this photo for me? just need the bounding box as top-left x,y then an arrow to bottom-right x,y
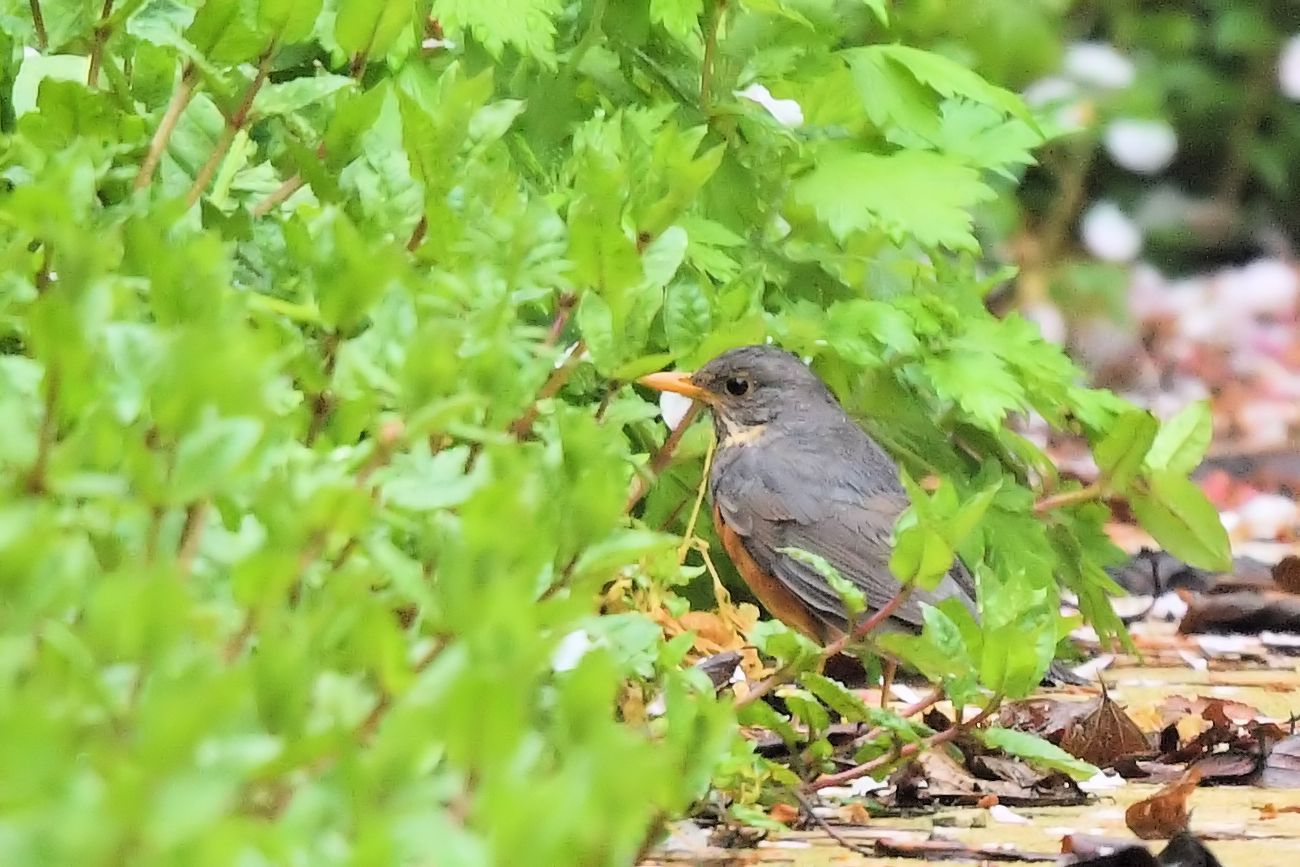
0,0 -> 1229,863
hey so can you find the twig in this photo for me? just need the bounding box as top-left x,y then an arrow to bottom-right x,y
805,694 -> 1001,792
23,366 -> 59,495
185,49 -> 273,207
86,0 -> 114,87
545,293 -> 576,347
624,402 -> 703,512
848,687 -> 944,752
135,64 -> 197,190
1033,481 -> 1104,514
699,0 -> 725,108
508,340 -> 586,439
28,0 -> 46,51
733,587 -> 913,711
406,216 -> 427,252
304,332 -> 340,447
176,500 -> 210,576
251,173 -> 303,217
792,791 -> 871,856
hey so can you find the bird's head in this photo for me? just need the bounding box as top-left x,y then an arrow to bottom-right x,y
638,344 -> 838,441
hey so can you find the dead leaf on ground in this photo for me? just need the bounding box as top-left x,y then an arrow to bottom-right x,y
1060,682 -> 1153,767
1125,766 -> 1203,839
998,696 -> 1092,742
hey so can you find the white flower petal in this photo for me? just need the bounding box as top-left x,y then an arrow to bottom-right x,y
1104,119 -> 1178,174
551,629 -> 598,672
735,83 -> 804,127
1064,42 -> 1136,90
1081,201 -> 1142,263
1280,35 -> 1300,100
659,391 -> 694,429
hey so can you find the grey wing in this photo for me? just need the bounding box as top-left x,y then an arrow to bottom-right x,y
714,450 -> 975,635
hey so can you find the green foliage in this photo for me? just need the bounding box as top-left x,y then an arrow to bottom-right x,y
0,0 -> 1234,859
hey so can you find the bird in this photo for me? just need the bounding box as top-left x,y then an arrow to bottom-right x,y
638,343 -> 1076,682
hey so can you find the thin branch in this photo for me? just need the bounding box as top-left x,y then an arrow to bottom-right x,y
185,49 -> 273,207
251,172 -> 303,217
508,340 -> 586,439
23,365 -> 59,495
792,791 -> 871,856
805,694 -> 1001,792
699,0 -> 725,109
177,500 -> 210,577
624,401 -> 704,512
406,216 -> 428,252
86,0 -> 114,87
676,435 -> 716,563
135,65 -> 197,190
28,0 -> 46,51
304,331 -> 340,447
1033,481 -> 1104,514
734,587 -> 913,711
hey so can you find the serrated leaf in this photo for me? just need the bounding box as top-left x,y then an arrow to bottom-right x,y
1129,472 -> 1231,572
663,281 -> 712,357
801,673 -> 873,723
576,293 -> 618,374
793,151 -> 993,251
1093,409 -> 1158,491
1144,401 -> 1212,476
434,0 -> 564,64
650,0 -> 703,41
978,728 -> 1099,781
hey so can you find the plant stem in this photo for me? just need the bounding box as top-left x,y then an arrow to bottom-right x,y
1033,481 -> 1104,514
733,587 -> 913,711
177,500 -> 210,577
86,0 -> 114,87
185,50 -> 273,208
804,694 -> 1001,792
24,365 -> 59,495
509,340 -> 586,439
28,0 -> 46,51
406,216 -> 428,251
699,0 -> 725,109
135,64 -> 196,190
624,401 -> 704,512
252,173 -> 303,217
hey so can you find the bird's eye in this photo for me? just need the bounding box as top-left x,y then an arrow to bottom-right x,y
724,377 -> 750,397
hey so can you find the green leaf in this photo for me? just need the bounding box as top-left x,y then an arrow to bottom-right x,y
1144,400 -> 1212,476
335,0 -> 415,59
781,547 -> 866,616
252,74 -> 355,117
170,417 -> 263,503
1093,409 -> 1158,491
749,620 -> 820,669
577,292 -> 618,374
663,281 -> 712,357
793,150 -> 994,252
978,728 -> 1099,781
851,45 -> 1033,125
801,673 -> 874,723
433,0 -> 565,64
650,0 -> 703,41
185,0 -> 263,63
1129,471 -> 1231,572
641,226 -> 689,290
256,0 -> 322,44
860,0 -> 888,25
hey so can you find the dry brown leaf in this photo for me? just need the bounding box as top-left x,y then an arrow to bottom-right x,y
1124,766 -> 1203,840
1060,682 -> 1152,767
767,803 -> 800,826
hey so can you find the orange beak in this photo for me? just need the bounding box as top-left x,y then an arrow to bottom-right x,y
637,370 -> 711,402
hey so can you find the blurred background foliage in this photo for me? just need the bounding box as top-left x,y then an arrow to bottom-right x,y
0,0 -> 1281,863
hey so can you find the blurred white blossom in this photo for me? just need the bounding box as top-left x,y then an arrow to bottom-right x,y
1081,201 -> 1142,262
1280,35 -> 1300,100
551,629 -> 599,672
734,83 -> 804,127
1064,42 -> 1136,90
659,391 -> 694,429
1104,119 -> 1177,174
